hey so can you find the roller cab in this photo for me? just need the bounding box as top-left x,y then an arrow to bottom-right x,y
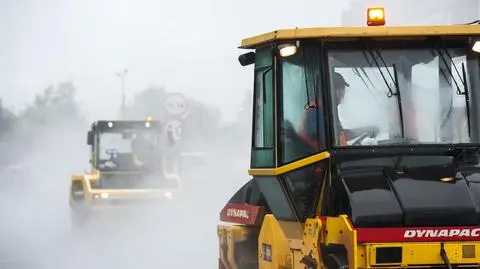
219,7 -> 480,269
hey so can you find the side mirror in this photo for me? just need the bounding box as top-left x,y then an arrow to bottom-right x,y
238,52 -> 255,66
87,131 -> 94,145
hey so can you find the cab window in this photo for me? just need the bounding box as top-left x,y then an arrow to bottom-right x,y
251,47 -> 275,168
279,46 -> 326,165
280,160 -> 328,221
254,176 -> 296,220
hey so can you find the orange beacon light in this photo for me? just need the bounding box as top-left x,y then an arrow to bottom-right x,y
367,7 -> 386,26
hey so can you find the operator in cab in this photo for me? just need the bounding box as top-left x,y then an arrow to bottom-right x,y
299,71 -> 379,147
131,133 -> 158,170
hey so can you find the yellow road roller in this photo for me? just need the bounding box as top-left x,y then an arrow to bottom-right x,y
69,119 -> 181,228
218,7 -> 480,269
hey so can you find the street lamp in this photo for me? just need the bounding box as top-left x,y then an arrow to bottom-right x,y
116,69 -> 128,120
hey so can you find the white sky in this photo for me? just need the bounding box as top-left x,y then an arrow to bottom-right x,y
0,0 -> 350,122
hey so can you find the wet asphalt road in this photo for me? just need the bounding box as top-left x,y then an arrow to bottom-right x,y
0,155 -> 249,269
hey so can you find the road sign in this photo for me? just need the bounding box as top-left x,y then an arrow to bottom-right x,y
165,119 -> 184,141
165,92 -> 188,116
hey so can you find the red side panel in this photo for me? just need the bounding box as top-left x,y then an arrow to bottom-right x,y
219,203 -> 265,225
356,226 -> 480,243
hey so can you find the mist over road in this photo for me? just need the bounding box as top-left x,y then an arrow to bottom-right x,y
0,124 -> 248,269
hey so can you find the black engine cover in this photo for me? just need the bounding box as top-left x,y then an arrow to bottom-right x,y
338,156 -> 480,228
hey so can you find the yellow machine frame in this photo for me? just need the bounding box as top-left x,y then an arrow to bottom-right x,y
69,120 -> 181,227
218,8 -> 480,269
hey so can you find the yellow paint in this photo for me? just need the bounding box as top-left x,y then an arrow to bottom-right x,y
218,225 -> 261,269
315,160 -> 330,216
356,245 -> 367,268
217,226 -> 229,269
71,173 -> 84,181
357,242 -> 480,267
258,214 -> 303,269
240,24 -> 480,49
321,215 -> 358,268
227,226 -> 245,269
302,218 -> 324,268
248,151 -> 330,176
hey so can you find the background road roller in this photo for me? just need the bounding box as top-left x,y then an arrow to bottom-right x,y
69,119 -> 181,228
218,7 -> 480,269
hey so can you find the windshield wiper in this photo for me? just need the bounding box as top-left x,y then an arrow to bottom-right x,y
435,46 -> 471,138
461,63 -> 472,138
435,47 -> 464,95
363,47 -> 405,138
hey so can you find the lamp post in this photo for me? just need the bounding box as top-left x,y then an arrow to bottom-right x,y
116,69 -> 128,120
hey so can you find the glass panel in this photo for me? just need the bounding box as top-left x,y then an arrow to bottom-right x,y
254,176 -> 296,220
253,69 -> 274,148
254,70 -> 265,148
280,47 -> 325,165
438,55 -> 469,142
281,161 -> 327,221
251,149 -> 274,168
251,47 -> 275,168
255,48 -> 273,69
327,46 -> 480,147
97,129 -> 162,171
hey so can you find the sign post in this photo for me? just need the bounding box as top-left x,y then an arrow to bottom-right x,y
164,92 -> 188,141
164,92 -> 188,175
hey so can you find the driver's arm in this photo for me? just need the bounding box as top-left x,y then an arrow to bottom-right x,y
133,154 -> 144,166
343,128 -> 363,138
344,126 -> 379,139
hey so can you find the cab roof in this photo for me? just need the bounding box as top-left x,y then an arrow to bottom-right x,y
240,24 -> 480,49
91,120 -> 162,131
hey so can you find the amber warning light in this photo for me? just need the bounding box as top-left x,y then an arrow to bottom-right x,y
367,7 -> 385,26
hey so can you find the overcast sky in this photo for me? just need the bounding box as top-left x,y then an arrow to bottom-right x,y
0,0 -> 351,122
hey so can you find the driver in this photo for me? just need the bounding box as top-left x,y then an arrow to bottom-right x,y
299,71 -> 379,147
131,133 -> 155,167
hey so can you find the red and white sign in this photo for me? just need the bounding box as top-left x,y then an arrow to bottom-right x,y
164,92 -> 188,142
220,203 -> 265,226
164,92 -> 188,116
164,119 -> 184,141
356,226 -> 480,243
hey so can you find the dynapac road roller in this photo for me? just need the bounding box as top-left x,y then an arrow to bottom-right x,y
69,119 -> 181,228
218,8 -> 480,269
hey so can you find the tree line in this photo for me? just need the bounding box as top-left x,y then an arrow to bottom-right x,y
0,81 -> 253,167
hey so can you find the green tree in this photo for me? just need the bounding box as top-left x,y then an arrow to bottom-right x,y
0,99 -> 17,136
125,85 -> 167,120
0,81 -> 87,167
21,81 -> 85,127
181,97 -> 222,144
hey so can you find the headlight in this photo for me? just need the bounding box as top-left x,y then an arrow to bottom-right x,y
164,192 -> 173,199
278,44 -> 297,57
472,40 -> 480,53
93,193 -> 109,199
